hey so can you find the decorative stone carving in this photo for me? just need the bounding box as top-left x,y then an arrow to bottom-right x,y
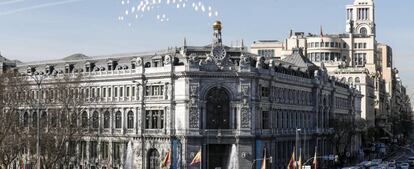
256,56 -> 265,68
190,85 -> 198,97
164,55 -> 172,65
189,107 -> 199,128
136,57 -> 143,67
241,85 -> 249,97
241,107 -> 250,128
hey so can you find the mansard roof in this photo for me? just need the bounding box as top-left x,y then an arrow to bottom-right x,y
282,48 -> 319,72
62,53 -> 91,61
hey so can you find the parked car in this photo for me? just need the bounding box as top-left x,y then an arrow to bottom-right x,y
387,163 -> 396,169
371,159 -> 382,165
400,162 -> 409,169
341,167 -> 362,169
408,156 -> 414,165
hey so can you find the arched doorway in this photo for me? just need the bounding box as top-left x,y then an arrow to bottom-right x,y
147,149 -> 159,169
206,87 -> 230,129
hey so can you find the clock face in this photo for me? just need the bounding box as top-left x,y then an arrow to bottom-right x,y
212,46 -> 226,60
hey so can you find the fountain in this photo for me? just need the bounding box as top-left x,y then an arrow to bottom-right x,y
124,140 -> 133,169
227,144 -> 239,169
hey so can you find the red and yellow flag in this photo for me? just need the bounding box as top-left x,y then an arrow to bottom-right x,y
298,149 -> 302,169
190,149 -> 201,166
261,148 -> 267,169
312,148 -> 317,169
287,147 -> 296,169
161,151 -> 171,168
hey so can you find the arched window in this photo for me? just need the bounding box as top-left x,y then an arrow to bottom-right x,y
360,27 -> 367,35
348,77 -> 353,85
355,77 -> 361,83
92,111 -> 99,129
41,111 -> 47,128
104,111 -> 110,129
127,111 -> 134,129
341,77 -> 347,83
81,111 -> 88,128
148,149 -> 160,169
115,111 -> 122,129
144,62 -> 151,68
23,112 -> 29,127
32,112 -> 37,128
51,113 -> 57,128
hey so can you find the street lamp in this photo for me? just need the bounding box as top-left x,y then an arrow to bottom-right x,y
28,71 -> 47,169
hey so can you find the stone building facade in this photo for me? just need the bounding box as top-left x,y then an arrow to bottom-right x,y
4,22 -> 361,169
250,0 -> 392,127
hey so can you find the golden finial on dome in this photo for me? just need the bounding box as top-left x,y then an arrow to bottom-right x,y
213,21 -> 222,30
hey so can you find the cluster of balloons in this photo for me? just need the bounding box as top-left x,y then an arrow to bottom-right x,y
118,0 -> 219,25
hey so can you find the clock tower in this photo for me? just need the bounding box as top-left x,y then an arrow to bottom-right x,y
211,21 -> 227,61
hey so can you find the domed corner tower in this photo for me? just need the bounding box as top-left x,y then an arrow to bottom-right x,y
346,0 -> 376,37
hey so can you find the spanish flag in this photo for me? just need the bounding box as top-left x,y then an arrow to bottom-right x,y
312,148 -> 317,169
287,147 -> 295,169
298,149 -> 302,169
261,148 -> 267,169
190,149 -> 201,166
161,151 -> 171,168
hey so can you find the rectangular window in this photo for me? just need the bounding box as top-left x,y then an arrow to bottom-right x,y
114,87 -> 118,97
261,87 -> 270,98
97,88 -> 100,98
145,110 -> 164,129
108,88 -> 112,97
132,87 -> 135,97
101,142 -> 109,159
126,87 -> 130,97
262,111 -> 270,129
325,42 -> 329,47
90,141 -> 97,159
315,43 -> 319,48
81,141 -> 87,159
120,87 -> 123,97
113,142 -> 121,161
330,42 -> 334,47
92,88 -> 95,98
103,88 -> 106,97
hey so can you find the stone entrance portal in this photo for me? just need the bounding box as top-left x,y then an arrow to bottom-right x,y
206,87 -> 230,129
206,144 -> 230,169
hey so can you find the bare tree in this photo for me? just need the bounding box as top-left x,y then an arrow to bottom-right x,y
0,71 -> 31,169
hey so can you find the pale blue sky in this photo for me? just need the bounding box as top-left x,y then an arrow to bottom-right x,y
0,0 -> 413,97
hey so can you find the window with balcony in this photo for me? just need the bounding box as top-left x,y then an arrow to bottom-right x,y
127,111 -> 134,129
104,111 -> 110,129
262,111 -> 270,129
145,110 -> 164,129
101,142 -> 109,160
115,111 -> 122,129
90,141 -> 98,159
145,85 -> 164,96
